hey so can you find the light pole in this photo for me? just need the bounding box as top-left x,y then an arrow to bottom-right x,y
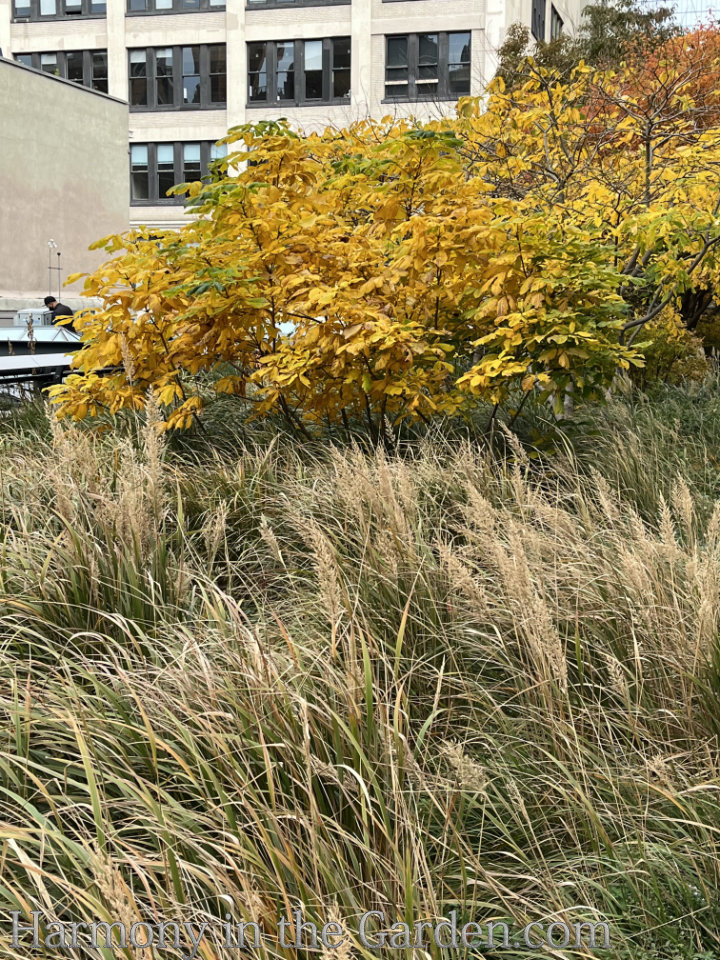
47,239 -> 57,294
56,250 -> 61,299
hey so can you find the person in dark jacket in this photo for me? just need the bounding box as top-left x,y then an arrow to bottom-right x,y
43,296 -> 75,330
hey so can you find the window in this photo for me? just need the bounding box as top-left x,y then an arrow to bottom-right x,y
304,40 -> 322,100
531,0 -> 546,41
181,47 -> 199,104
209,46 -> 227,103
384,32 -> 470,101
157,144 -> 176,198
156,47 -> 174,105
129,50 -> 148,105
41,52 -> 59,75
385,36 -> 408,99
128,46 -> 227,109
448,31 -> 471,96
66,50 -> 84,82
275,42 -> 295,101
15,50 -> 109,90
248,44 -> 268,102
131,145 -> 150,201
12,0 -> 105,18
550,4 -> 564,39
126,0 -> 225,12
246,0 -> 348,6
247,37 -> 351,106
332,37 -> 350,98
183,143 -> 202,181
418,34 -> 438,96
130,141 -> 226,204
92,51 -> 108,92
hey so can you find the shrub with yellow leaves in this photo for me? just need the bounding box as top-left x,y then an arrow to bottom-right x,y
50,30 -> 720,436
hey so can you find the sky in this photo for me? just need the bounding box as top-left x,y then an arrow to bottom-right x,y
640,0 -> 719,27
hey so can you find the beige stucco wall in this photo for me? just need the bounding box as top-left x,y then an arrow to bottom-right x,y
0,58 -> 129,298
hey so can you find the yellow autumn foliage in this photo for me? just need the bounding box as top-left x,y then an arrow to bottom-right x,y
50,34 -> 720,435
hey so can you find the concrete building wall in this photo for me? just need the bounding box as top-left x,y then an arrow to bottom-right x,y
0,59 -> 129,298
2,0 -> 587,234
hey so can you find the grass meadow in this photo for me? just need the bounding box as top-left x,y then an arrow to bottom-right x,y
1,377 -> 719,959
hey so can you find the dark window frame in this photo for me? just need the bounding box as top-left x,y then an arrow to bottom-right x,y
11,0 -> 105,21
208,45 -> 227,104
126,0 -> 225,14
128,44 -> 227,110
383,31 -> 471,102
550,4 -> 563,39
14,49 -> 108,92
91,50 -> 109,92
246,0 -> 348,7
130,140 -> 227,205
531,0 -> 546,41
246,37 -> 351,107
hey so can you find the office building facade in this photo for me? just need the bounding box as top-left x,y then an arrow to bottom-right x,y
1,0 -> 583,229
